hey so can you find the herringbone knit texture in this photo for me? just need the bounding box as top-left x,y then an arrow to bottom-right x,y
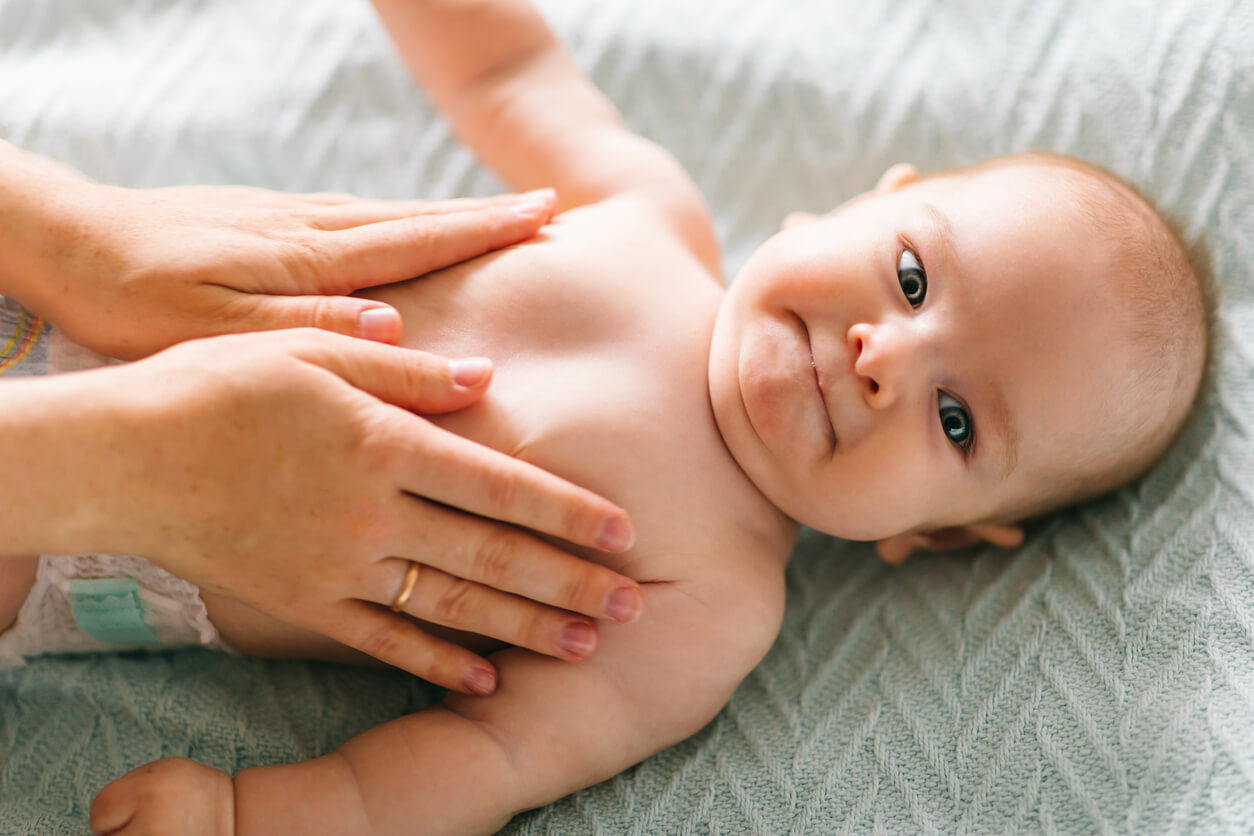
1,1 -> 1250,833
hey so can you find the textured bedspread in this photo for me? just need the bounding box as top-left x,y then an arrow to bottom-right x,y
2,0 -> 1253,833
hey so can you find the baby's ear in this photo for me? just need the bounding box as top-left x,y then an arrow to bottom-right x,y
873,163 -> 919,195
781,211 -> 819,231
874,522 -> 1024,565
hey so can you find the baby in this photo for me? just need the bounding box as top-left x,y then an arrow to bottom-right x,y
2,1 -> 1207,834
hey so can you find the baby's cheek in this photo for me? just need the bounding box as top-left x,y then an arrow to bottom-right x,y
806,446 -> 940,541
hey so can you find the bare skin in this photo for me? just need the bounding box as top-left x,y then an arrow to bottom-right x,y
0,138 -> 564,359
85,191 -> 797,836
0,141 -> 649,690
72,0 -> 1197,833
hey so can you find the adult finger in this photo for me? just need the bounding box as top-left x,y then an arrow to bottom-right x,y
397,425 -> 634,552
393,496 -> 644,622
323,189 -> 556,288
299,334 -> 636,548
320,598 -> 499,694
308,192 -> 550,230
384,560 -> 602,663
219,294 -> 407,344
296,333 -> 497,413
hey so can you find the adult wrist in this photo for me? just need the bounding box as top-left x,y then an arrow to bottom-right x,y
0,368 -> 148,557
0,140 -> 98,308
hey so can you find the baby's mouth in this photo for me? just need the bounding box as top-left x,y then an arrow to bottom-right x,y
811,357 -> 837,446
795,314 -> 837,447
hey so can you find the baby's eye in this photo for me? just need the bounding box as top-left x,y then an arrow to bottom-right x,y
897,249 -> 927,308
939,392 -> 972,450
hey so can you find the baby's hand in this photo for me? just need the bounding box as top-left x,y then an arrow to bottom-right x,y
875,523 -> 1025,564
90,757 -> 234,836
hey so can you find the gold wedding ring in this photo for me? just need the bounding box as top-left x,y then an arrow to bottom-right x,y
391,561 -> 421,612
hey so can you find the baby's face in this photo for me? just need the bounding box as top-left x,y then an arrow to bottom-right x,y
708,164 -> 1143,540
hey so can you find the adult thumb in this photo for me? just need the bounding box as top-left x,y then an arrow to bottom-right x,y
242,295 -> 403,344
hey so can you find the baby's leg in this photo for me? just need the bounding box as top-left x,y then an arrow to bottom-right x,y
0,556 -> 37,633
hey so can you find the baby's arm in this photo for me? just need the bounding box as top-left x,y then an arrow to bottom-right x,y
229,562 -> 784,835
370,0 -> 719,271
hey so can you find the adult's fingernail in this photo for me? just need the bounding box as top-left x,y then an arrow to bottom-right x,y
559,622 -> 597,659
465,665 -> 497,696
510,188 -> 554,218
606,587 -> 643,624
449,357 -> 492,387
357,307 -> 400,342
596,517 -> 635,552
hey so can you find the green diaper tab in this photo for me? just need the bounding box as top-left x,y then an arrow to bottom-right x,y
67,577 -> 159,645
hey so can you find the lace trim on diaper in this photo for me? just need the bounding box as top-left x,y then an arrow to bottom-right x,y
0,554 -> 229,668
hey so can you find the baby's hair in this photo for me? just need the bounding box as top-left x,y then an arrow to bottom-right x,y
937,151 -> 1213,519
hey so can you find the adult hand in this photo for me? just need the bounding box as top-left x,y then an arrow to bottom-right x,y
0,140 -> 556,360
61,329 -> 641,695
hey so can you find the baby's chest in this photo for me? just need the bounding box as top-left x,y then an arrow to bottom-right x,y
360,202 -> 767,572
366,199 -> 713,357
364,201 -> 718,453
426,318 -> 737,564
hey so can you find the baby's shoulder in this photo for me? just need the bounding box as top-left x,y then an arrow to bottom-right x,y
551,191 -> 722,288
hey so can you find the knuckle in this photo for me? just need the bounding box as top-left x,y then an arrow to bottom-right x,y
379,215 -> 439,266
560,493 -> 602,542
399,352 -> 446,398
558,570 -> 596,612
432,577 -> 476,626
421,645 -> 463,688
306,294 -> 348,332
523,610 -> 563,651
473,529 -> 517,586
364,504 -> 402,548
283,235 -> 338,289
482,465 -> 521,514
354,411 -> 410,472
356,621 -> 404,662
397,214 -> 439,250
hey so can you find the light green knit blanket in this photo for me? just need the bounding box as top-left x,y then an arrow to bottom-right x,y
1,0 -> 1251,832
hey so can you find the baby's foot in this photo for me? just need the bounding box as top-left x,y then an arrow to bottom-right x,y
90,757 -> 234,836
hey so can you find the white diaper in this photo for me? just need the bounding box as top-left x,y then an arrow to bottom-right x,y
0,328 -> 231,670
0,553 -> 234,669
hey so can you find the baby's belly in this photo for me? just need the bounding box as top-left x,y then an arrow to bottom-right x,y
0,556 -> 37,633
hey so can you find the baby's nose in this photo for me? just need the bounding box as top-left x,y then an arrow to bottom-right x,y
847,322 -> 914,409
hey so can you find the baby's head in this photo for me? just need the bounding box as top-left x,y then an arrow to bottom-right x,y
708,152 -> 1208,560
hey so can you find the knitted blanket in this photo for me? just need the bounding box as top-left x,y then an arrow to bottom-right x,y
1,0 -> 1251,832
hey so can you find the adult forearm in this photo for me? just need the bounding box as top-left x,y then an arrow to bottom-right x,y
0,370 -> 132,558
0,139 -> 92,308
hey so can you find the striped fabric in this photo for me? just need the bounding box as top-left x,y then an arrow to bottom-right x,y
0,297 -> 46,378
